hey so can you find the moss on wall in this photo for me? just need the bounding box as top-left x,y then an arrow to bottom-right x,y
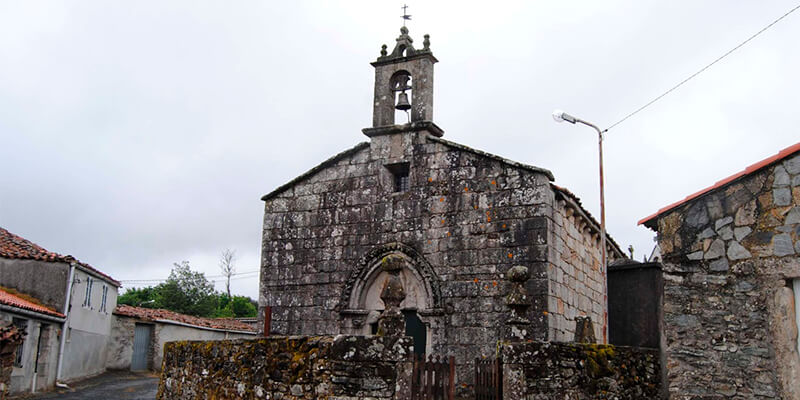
501,341 -> 660,399
157,335 -> 413,400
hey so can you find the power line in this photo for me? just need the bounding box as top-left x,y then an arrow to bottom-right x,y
205,269 -> 259,279
119,279 -> 166,284
119,269 -> 260,284
605,2 -> 800,132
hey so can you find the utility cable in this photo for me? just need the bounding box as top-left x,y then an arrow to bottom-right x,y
119,269 -> 260,284
605,2 -> 800,132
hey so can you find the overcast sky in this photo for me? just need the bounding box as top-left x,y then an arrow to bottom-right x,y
1,1 -> 799,300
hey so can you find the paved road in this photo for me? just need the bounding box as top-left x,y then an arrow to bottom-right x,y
19,371 -> 159,400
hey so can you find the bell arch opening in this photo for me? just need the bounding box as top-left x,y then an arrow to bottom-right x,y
390,70 -> 412,124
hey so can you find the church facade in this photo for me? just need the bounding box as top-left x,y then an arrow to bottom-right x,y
258,26 -> 623,373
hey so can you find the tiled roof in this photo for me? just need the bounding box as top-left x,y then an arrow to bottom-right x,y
113,305 -> 257,333
639,141 -> 800,227
0,227 -> 120,286
0,288 -> 65,319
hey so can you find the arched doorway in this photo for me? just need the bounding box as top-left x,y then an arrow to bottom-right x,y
338,243 -> 444,356
357,255 -> 429,355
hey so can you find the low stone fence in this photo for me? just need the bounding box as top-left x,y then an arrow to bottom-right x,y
157,335 -> 413,400
158,336 -> 661,399
501,341 -> 662,399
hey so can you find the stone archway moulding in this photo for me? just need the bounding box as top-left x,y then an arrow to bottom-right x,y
336,242 -> 443,313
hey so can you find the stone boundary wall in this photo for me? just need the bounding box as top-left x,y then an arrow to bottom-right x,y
157,335 -> 413,400
501,341 -> 661,399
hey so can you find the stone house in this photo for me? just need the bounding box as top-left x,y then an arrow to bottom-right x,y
640,142 -> 800,399
0,226 -> 119,393
107,304 -> 256,371
259,26 -> 625,385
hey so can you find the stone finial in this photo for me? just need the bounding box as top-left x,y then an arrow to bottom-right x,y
380,44 -> 388,57
378,26 -> 420,61
574,316 -> 597,344
377,255 -> 406,336
505,265 -> 532,341
422,34 -> 430,51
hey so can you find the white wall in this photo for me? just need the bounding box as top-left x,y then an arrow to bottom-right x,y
61,268 -> 119,381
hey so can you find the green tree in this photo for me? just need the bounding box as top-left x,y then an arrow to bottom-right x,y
210,294 -> 256,318
117,286 -> 158,308
116,262 -> 257,319
230,295 -> 257,318
212,293 -> 234,318
153,261 -> 217,317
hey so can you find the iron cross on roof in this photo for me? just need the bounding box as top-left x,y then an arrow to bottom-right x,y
401,4 -> 411,26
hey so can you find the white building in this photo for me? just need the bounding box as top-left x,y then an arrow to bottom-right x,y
0,227 -> 119,394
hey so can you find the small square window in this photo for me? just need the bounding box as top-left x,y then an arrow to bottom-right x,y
386,163 -> 410,193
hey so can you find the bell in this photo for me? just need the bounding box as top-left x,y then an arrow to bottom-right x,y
395,92 -> 411,111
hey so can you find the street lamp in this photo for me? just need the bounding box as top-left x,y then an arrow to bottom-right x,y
552,109 -> 608,343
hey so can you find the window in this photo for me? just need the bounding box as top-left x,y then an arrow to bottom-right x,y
386,163 -> 410,193
100,285 -> 108,313
12,318 -> 27,367
83,276 -> 93,308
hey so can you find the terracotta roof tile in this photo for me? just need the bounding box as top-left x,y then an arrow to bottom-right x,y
639,141 -> 800,227
0,227 -> 120,286
113,304 -> 256,333
0,288 -> 65,319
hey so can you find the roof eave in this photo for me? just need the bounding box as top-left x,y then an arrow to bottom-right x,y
75,263 -> 121,287
639,141 -> 800,229
551,184 -> 626,259
261,142 -> 371,202
428,136 -> 555,181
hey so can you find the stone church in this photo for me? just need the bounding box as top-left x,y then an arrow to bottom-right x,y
258,26 -> 624,373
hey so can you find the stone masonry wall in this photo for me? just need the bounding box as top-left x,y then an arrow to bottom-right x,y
260,131 -> 558,390
549,193 -> 608,342
501,341 -> 661,399
106,315 -> 136,370
157,335 -> 413,400
654,151 -> 800,399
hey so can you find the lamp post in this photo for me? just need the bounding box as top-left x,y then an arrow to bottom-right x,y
552,109 -> 608,343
